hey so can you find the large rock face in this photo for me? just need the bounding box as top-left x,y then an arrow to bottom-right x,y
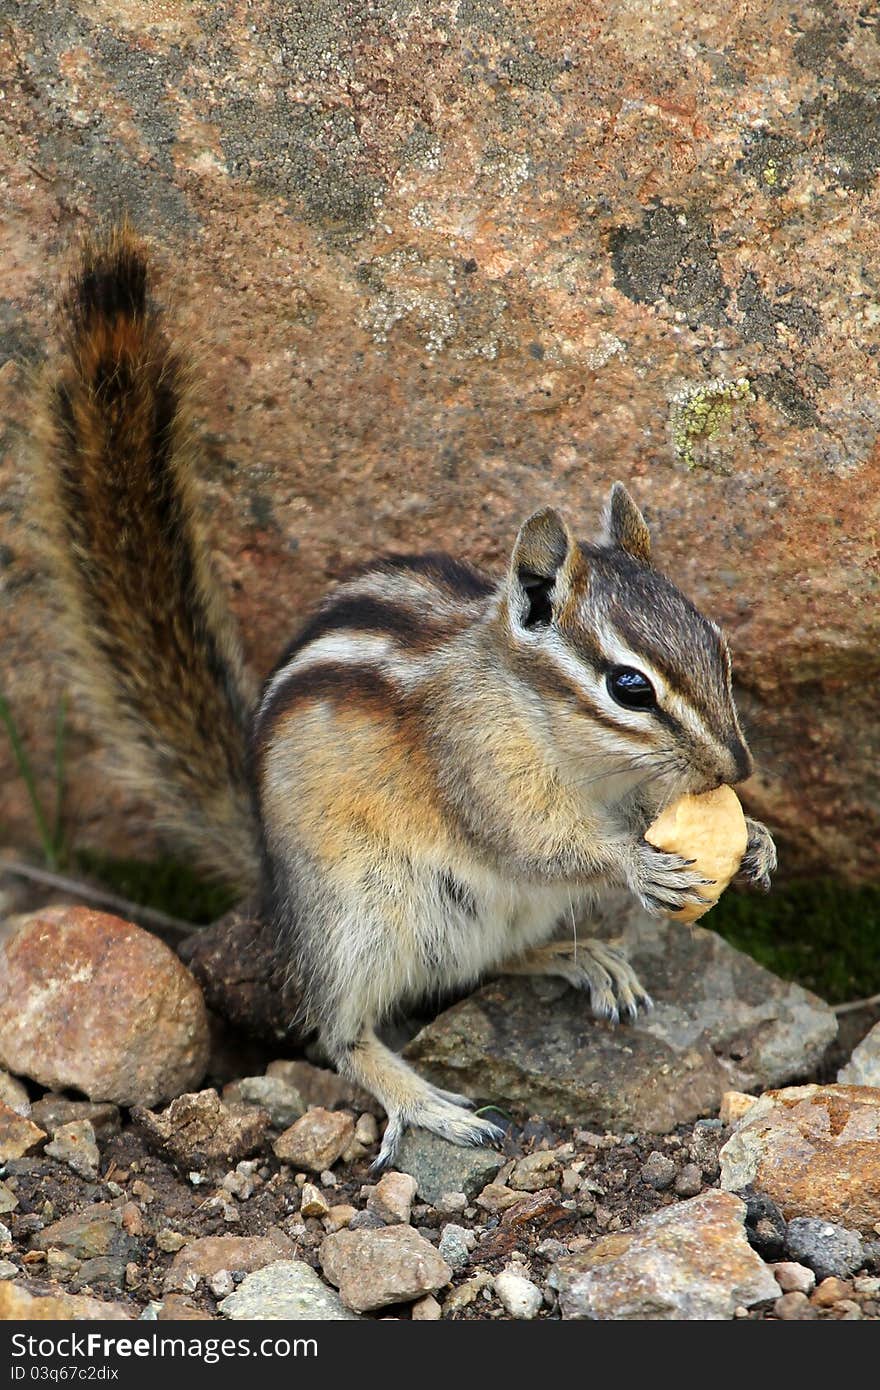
1,2 -> 877,877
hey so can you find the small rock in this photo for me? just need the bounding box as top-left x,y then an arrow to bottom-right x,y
674,1163 -> 704,1198
220,1259 -> 359,1320
158,1294 -> 213,1321
438,1224 -> 471,1272
548,1190 -> 779,1320
0,1260 -> 17,1280
221,1160 -> 260,1201
411,1294 -> 442,1320
720,1084 -> 880,1235
164,1231 -> 294,1293
155,1230 -> 187,1254
0,1282 -> 130,1320
71,1255 -> 128,1291
45,1120 -> 99,1179
772,1261 -> 815,1295
300,1183 -> 329,1218
435,1191 -> 468,1214
321,1226 -> 452,1312
442,1271 -> 494,1316
509,1151 -> 561,1191
774,1290 -> 817,1320
0,1101 -> 45,1160
222,1075 -> 305,1129
395,1130 -> 502,1205
34,1204 -> 131,1262
134,1089 -> 269,1170
838,1022 -> 880,1087
0,1180 -> 18,1215
367,1171 -> 417,1225
811,1276 -> 854,1308
0,907 -> 209,1106
476,1183 -> 520,1214
265,1060 -> 380,1116
0,1070 -> 31,1115
0,1220 -> 13,1246
355,1113 -> 379,1145
273,1108 -> 354,1172
46,1249 -> 81,1280
640,1151 -> 676,1191
324,1205 -> 356,1233
347,1210 -> 385,1231
785,1218 -> 865,1282
719,1091 -> 758,1126
494,1266 -> 543,1319
30,1098 -> 121,1141
740,1188 -> 787,1260
208,1270 -> 234,1299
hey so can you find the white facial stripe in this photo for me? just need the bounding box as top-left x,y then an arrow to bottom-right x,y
540,632 -> 658,740
592,620 -> 668,703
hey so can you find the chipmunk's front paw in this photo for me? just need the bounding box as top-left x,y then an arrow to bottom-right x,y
627,839 -> 714,918
739,818 -> 777,891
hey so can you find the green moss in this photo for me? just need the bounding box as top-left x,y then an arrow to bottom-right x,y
76,850 -> 237,926
669,377 -> 752,468
710,879 -> 880,1004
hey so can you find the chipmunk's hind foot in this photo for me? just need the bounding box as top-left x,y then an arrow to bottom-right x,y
502,937 -> 652,1025
373,1099 -> 504,1172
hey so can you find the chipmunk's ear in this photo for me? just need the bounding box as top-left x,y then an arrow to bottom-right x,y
601,482 -> 651,564
509,507 -> 578,629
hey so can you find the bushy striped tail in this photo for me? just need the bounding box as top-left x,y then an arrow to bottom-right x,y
35,225 -> 259,889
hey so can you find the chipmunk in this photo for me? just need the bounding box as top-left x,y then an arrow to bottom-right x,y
35,228 -> 776,1167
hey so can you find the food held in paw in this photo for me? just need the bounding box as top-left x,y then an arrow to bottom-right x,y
645,786 -> 748,924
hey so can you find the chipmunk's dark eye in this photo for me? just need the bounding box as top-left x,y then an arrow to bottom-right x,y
607,666 -> 656,711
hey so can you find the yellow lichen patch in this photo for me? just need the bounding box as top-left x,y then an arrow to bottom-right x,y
669,377 -> 753,469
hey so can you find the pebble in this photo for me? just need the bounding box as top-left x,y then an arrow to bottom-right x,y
640,1151 -> 676,1191
394,1130 -> 502,1205
0,1070 -> 31,1116
155,1230 -> 187,1254
719,1091 -> 758,1126
774,1291 -> 817,1320
44,1120 -> 100,1179
438,1224 -> 471,1272
355,1113 -> 379,1145
222,1075 -> 305,1129
208,1270 -> 235,1299
0,907 -> 208,1107
0,1282 -> 130,1320
772,1261 -> 815,1295
411,1294 -> 442,1320
0,1181 -> 18,1215
674,1163 -> 704,1198
435,1191 -> 468,1214
720,1084 -> 880,1234
163,1231 -> 295,1293
811,1276 -> 854,1307
273,1108 -> 355,1172
509,1151 -> 561,1191
347,1210 -> 385,1231
219,1259 -> 359,1320
324,1205 -> 356,1233
221,1160 -> 260,1201
265,1060 -> 379,1116
30,1098 -> 121,1141
740,1188 -> 787,1260
785,1218 -> 865,1282
0,1102 -> 45,1161
134,1089 -> 269,1169
367,1171 -> 417,1225
837,1021 -> 880,1087
494,1266 -> 543,1319
34,1204 -> 131,1262
0,1260 -> 17,1280
548,1190 -> 779,1320
476,1182 -> 520,1214
300,1183 -> 330,1218
321,1226 -> 453,1312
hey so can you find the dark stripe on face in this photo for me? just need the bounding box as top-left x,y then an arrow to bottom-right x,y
507,645 -> 655,742
272,592 -> 465,674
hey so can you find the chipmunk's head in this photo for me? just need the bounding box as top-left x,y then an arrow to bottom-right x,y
504,483 -> 752,813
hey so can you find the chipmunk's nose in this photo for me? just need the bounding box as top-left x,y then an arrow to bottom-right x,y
727,737 -> 753,784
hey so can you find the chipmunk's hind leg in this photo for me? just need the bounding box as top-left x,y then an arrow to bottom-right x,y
501,938 -> 652,1024
334,1028 -> 503,1170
